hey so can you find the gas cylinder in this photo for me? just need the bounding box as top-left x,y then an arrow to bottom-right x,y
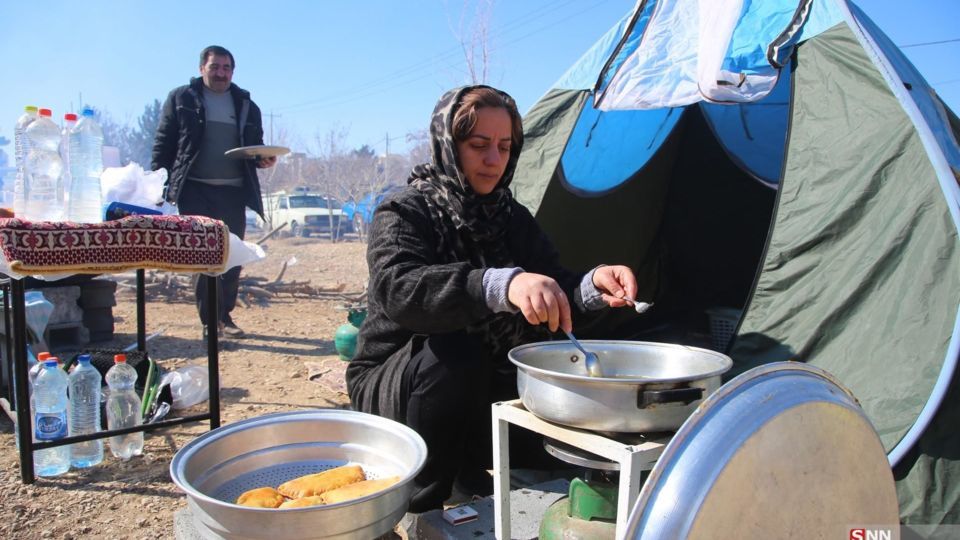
539,477 -> 617,540
334,308 -> 367,361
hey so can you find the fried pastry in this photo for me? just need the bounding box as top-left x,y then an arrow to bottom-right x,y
278,495 -> 325,509
320,476 -> 401,505
277,464 -> 366,499
236,487 -> 286,508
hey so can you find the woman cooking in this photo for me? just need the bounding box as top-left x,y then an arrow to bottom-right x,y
346,85 -> 638,513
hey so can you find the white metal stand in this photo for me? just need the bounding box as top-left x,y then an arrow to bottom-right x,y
492,399 -> 670,539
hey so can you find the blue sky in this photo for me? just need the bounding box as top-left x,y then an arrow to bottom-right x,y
1,0 -> 958,157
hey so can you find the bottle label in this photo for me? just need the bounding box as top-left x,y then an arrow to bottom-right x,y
35,412 -> 67,440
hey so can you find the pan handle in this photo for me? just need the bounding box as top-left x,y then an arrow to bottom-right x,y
638,387 -> 703,408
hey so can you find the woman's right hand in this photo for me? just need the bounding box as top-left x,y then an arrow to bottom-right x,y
507,272 -> 572,333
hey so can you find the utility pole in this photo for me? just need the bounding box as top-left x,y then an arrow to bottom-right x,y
384,132 -> 389,184
266,110 -> 282,145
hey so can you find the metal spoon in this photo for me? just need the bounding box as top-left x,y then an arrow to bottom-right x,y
562,329 -> 604,377
147,402 -> 171,424
622,298 -> 654,314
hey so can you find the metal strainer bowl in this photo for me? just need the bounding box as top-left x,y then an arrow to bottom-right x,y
170,409 -> 427,540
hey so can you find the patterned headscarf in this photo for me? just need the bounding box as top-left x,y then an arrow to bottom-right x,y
408,85 -> 551,359
408,85 -> 522,268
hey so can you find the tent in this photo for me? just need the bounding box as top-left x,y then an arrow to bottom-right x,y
513,0 -> 960,532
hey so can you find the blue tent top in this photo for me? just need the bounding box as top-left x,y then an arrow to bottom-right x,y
548,0 -> 846,194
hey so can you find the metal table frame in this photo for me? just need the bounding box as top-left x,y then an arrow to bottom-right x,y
0,269 -> 221,484
491,399 -> 670,539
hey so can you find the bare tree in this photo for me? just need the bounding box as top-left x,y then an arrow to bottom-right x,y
93,108 -> 134,165
406,129 -> 431,167
128,99 -> 162,168
455,0 -> 495,84
254,123 -> 302,229
308,126 -> 378,241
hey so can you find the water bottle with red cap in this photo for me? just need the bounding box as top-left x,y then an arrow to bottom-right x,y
60,112 -> 78,207
23,108 -> 63,221
106,354 -> 143,459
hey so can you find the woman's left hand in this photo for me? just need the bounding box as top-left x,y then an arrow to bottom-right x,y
592,265 -> 638,308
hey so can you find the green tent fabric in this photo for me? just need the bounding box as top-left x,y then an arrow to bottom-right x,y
735,24 -> 958,448
733,23 -> 960,530
512,0 -> 960,531
513,89 -> 587,215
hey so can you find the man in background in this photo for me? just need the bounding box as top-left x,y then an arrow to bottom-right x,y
152,45 -> 276,339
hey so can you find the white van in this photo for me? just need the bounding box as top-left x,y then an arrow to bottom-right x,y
260,191 -> 351,238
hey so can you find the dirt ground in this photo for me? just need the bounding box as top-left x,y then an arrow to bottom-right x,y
0,234 -> 371,539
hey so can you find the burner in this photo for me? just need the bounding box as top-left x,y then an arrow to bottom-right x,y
544,438 -> 620,471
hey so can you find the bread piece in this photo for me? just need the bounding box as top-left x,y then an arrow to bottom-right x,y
278,495 -> 325,509
320,476 -> 401,504
277,464 -> 366,499
236,487 -> 286,509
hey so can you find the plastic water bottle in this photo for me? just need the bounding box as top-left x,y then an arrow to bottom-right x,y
106,354 -> 143,459
68,354 -> 103,467
60,113 -> 78,209
24,108 -> 64,221
26,352 -> 54,445
33,359 -> 70,476
27,351 -> 53,405
67,108 -> 104,223
13,105 -> 39,216
28,352 -> 56,442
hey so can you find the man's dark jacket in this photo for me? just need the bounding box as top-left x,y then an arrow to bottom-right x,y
151,77 -> 265,218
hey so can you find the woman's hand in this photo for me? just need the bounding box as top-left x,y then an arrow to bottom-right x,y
593,265 -> 638,308
507,272 -> 572,333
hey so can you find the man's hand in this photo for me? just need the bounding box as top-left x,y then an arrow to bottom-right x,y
593,265 -> 638,308
256,156 -> 278,168
507,272 -> 572,333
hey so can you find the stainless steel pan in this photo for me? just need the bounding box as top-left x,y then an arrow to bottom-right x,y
508,340 -> 732,432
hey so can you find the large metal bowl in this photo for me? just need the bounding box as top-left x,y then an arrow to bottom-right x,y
170,409 -> 427,540
509,340 -> 732,432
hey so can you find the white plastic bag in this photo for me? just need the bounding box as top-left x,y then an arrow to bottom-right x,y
161,365 -> 210,409
100,163 -> 172,213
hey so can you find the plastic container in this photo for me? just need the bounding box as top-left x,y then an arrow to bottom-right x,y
33,359 -> 70,476
13,105 -> 39,216
24,108 -> 63,221
67,108 -> 104,223
106,354 -> 143,459
705,307 -> 743,352
60,113 -> 78,208
68,354 -> 103,467
166,365 -> 210,410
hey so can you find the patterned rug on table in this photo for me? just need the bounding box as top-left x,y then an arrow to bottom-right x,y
0,215 -> 229,275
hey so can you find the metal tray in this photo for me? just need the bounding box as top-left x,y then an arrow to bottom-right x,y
170,409 -> 426,540
625,362 -> 899,539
